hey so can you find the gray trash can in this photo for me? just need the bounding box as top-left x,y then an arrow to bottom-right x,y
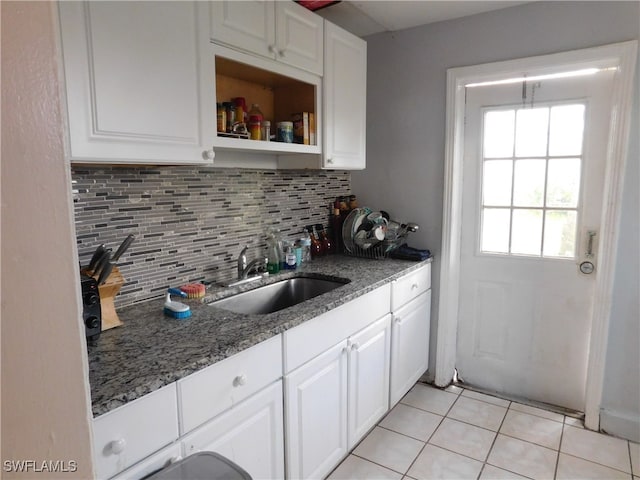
144,452 -> 252,480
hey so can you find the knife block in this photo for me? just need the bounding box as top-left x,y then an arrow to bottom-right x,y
96,266 -> 125,331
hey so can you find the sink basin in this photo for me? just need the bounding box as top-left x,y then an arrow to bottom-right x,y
209,276 -> 350,315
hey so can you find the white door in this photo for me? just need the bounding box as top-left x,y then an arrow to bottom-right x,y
457,69 -> 616,411
348,315 -> 391,449
285,340 -> 348,480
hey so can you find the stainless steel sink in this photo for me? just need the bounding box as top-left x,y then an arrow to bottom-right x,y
209,276 -> 350,315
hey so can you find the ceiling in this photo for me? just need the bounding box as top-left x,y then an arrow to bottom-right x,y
312,1 -> 531,37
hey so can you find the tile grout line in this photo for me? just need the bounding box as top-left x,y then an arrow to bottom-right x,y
399,385 -> 463,477
553,422 -> 567,479
478,399 -> 513,480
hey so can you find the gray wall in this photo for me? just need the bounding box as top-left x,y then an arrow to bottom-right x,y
354,1 -> 639,439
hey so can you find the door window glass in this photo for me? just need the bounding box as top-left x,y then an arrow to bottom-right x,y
480,103 -> 585,258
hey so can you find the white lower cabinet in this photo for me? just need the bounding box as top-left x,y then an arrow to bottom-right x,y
285,314 -> 392,479
390,290 -> 432,406
181,381 -> 285,480
285,340 -> 349,480
348,315 -> 391,449
111,443 -> 181,480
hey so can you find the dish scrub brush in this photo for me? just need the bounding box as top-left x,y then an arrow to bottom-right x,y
179,283 -> 206,299
164,288 -> 191,319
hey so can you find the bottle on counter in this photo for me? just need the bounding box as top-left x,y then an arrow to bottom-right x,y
331,202 -> 344,253
266,232 -> 281,274
284,242 -> 297,270
317,224 -> 334,254
298,230 -> 312,263
308,226 -> 324,258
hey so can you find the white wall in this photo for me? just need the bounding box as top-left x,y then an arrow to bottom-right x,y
354,1 -> 639,440
1,2 -> 95,477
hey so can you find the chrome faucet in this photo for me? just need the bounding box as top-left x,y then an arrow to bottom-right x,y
237,246 -> 249,279
236,246 -> 267,280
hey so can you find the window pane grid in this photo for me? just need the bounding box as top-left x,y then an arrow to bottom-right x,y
480,102 -> 584,258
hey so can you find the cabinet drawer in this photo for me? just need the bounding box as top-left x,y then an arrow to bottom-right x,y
284,283 -> 391,373
178,335 -> 283,434
93,383 -> 179,479
391,263 -> 431,312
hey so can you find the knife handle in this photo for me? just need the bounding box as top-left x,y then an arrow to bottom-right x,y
93,249 -> 112,277
88,244 -> 106,271
112,234 -> 135,262
97,262 -> 114,285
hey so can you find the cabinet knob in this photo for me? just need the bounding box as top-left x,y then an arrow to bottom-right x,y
327,158 -> 334,164
342,346 -> 349,355
168,456 -> 182,465
411,283 -> 419,290
233,374 -> 247,387
351,342 -> 360,351
278,49 -> 286,57
203,149 -> 215,161
109,438 -> 126,454
268,44 -> 277,54
394,317 -> 401,324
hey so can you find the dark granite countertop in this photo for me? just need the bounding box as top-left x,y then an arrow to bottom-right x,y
88,255 -> 432,417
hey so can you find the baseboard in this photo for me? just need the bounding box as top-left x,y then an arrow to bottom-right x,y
600,408 -> 640,442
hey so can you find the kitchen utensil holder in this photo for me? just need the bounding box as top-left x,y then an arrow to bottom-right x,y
97,266 -> 125,330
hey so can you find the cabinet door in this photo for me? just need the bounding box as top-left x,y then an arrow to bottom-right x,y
111,443 -> 181,480
390,290 -> 432,406
182,382 -> 285,480
348,315 -> 391,449
58,1 -> 215,165
285,340 -> 348,480
323,21 -> 367,170
275,2 -> 324,75
210,0 -> 276,60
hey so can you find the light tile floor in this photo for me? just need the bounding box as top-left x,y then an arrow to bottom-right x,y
328,383 -> 640,480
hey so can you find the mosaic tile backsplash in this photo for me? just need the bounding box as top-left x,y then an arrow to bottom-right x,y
72,167 -> 351,307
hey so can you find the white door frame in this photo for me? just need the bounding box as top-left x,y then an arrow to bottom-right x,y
435,41 -> 638,431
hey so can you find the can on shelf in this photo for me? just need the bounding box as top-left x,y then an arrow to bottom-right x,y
277,121 -> 293,143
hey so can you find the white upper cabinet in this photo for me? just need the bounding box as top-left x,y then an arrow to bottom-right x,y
323,21 -> 367,170
210,1 -> 323,76
275,2 -> 324,75
58,1 -> 215,165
